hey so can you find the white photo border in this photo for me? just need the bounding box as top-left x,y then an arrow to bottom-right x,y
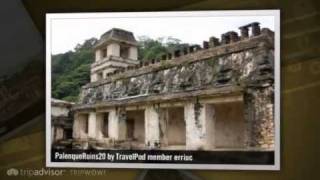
46,10 -> 281,170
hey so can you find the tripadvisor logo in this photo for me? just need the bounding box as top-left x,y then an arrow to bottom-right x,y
6,168 -> 65,176
7,168 -> 19,176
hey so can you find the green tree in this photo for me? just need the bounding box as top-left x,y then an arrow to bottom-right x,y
137,36 -> 166,61
137,36 -> 186,62
51,38 -> 97,102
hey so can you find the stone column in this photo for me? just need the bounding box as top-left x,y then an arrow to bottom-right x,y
204,104 -> 215,149
245,86 -> 274,150
129,46 -> 138,60
95,49 -> 102,61
159,108 -> 169,147
108,110 -> 117,139
73,113 -> 88,140
184,101 -> 210,150
88,112 -> 97,139
108,107 -> 127,141
73,113 -> 81,139
95,113 -> 104,140
145,105 -> 161,149
91,73 -> 98,82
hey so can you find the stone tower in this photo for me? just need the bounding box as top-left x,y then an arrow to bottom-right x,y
91,28 -> 139,82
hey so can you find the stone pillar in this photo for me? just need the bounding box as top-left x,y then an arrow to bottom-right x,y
108,110 -> 117,139
118,108 -> 127,140
95,113 -> 104,140
159,108 -> 169,147
184,102 -> 208,150
245,87 -> 274,150
107,43 -> 120,57
88,112 -> 97,139
91,73 -> 98,82
204,104 -> 215,149
73,113 -> 80,139
108,107 -> 127,141
95,49 -> 102,61
145,105 -> 161,149
73,113 -> 88,140
129,46 -> 138,60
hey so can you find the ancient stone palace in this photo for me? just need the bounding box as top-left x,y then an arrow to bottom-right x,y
52,22 -> 275,151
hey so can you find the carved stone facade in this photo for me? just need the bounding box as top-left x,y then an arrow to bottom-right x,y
52,23 -> 275,151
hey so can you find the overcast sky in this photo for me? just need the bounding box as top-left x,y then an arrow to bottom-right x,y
50,11 -> 275,55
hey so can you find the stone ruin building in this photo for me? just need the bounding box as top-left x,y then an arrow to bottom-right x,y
51,23 -> 275,151
51,99 -> 73,147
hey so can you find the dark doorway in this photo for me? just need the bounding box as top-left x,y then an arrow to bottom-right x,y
126,118 -> 134,140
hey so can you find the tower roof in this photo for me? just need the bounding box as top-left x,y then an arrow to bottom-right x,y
94,28 -> 138,49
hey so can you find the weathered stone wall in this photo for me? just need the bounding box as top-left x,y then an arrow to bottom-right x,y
213,102 -> 246,148
79,48 -> 274,106
145,105 -> 161,149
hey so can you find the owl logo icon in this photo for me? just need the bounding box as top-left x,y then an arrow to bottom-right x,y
7,168 -> 19,176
